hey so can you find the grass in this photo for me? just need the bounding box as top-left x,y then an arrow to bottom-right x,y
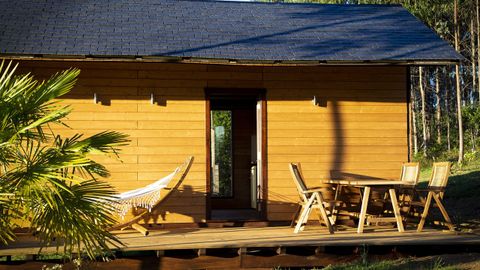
274,257 -> 464,270
322,257 -> 461,270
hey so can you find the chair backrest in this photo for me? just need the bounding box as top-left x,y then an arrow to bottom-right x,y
400,162 -> 420,185
428,162 -> 451,188
289,163 -> 308,201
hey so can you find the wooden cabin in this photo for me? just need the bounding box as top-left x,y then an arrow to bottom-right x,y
0,1 -> 461,225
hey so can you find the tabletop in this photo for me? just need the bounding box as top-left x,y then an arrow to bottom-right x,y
323,179 -> 406,186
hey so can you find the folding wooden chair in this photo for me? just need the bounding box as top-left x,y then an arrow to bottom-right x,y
372,162 -> 420,225
413,162 -> 454,232
289,163 -> 335,234
396,162 -> 420,212
399,162 -> 421,186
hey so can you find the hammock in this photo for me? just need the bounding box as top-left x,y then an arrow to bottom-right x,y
110,156 -> 193,223
112,168 -> 181,218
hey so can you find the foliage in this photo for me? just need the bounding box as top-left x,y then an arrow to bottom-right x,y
462,105 -> 480,151
0,61 -> 129,259
211,110 -> 233,197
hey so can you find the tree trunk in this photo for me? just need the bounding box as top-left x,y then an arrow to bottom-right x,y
412,88 -> 418,155
455,0 -> 464,163
410,70 -> 418,156
445,71 -> 451,151
472,17 -> 477,102
419,66 -> 428,156
477,0 -> 480,98
435,68 -> 441,144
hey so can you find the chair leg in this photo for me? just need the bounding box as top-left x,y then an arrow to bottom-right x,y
432,193 -> 455,231
388,188 -> 404,232
315,192 -> 334,234
302,206 -> 314,232
290,204 -> 302,228
294,205 -> 307,233
294,195 -> 315,233
417,191 -> 433,232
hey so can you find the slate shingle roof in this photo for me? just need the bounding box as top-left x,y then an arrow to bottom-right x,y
0,0 -> 462,63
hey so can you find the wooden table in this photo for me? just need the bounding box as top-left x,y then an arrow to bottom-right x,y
324,180 -> 406,234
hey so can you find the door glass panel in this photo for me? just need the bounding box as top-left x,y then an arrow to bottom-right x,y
211,110 -> 233,197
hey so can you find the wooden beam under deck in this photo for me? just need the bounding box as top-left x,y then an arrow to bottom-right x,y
1,226 -> 480,257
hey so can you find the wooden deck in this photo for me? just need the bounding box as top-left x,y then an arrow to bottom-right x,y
2,226 -> 480,256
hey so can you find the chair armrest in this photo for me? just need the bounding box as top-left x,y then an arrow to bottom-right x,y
302,188 -> 325,194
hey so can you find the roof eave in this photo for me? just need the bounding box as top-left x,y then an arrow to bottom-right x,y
0,53 -> 462,66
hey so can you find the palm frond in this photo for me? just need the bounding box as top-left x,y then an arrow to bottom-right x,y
0,191 -> 16,244
30,180 -> 121,258
0,61 -> 129,259
61,131 -> 130,156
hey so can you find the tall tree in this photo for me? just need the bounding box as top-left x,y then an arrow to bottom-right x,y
435,68 -> 442,144
454,0 -> 464,163
419,66 -> 428,156
477,0 -> 480,98
412,88 -> 419,155
445,71 -> 452,151
472,16 -> 477,101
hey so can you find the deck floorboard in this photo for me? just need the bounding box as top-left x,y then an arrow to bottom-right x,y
1,226 -> 480,256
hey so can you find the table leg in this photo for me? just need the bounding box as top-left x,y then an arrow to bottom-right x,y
388,188 -> 405,232
357,186 -> 371,233
331,184 -> 342,224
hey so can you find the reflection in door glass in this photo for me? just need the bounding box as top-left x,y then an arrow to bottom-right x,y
211,110 -> 232,197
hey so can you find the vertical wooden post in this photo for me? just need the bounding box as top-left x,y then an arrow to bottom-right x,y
156,250 -> 165,258
276,247 -> 287,255
205,92 -> 212,221
197,248 -> 207,257
407,66 -> 413,161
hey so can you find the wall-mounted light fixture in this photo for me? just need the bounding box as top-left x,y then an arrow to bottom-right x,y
312,95 -> 327,107
312,96 -> 327,108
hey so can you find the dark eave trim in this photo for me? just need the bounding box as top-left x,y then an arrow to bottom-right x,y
0,53 -> 461,66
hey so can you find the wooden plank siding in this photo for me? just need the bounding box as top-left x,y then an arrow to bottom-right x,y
265,66 -> 408,220
13,61 -> 408,223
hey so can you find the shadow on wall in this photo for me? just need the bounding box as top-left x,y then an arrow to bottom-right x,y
132,185 -> 204,224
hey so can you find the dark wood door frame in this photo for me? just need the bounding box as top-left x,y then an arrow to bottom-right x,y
205,88 -> 267,221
